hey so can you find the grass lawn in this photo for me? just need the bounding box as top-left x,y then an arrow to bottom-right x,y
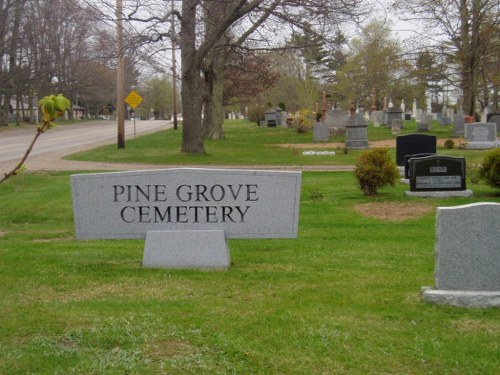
67,118 -> 490,167
1,120 -> 499,374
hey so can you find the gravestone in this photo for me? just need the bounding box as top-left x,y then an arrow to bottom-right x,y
313,121 -> 330,142
280,111 -> 288,127
465,122 -> 498,149
422,203 -> 500,308
396,134 -> 437,166
412,99 -> 417,119
345,115 -> 369,150
324,110 -> 335,127
274,107 -> 284,126
264,109 -> 277,127
436,113 -> 445,125
391,119 -> 402,134
371,111 -> 384,127
326,109 -> 349,135
417,113 -> 432,132
386,109 -> 403,129
404,153 -> 435,179
415,109 -> 423,123
72,168 -> 302,269
487,113 -> 500,133
407,155 -> 467,192
417,115 -> 432,132
454,113 -> 465,136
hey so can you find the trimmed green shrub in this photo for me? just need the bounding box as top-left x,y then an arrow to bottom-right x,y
444,139 -> 455,149
354,148 -> 399,196
478,149 -> 500,189
247,105 -> 265,124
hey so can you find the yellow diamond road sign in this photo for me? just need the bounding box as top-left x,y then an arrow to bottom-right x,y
125,90 -> 143,109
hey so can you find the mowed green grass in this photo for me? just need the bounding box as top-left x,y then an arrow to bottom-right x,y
0,167 -> 499,374
67,118 -> 490,167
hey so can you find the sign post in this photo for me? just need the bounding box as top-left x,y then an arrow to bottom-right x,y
125,90 -> 143,138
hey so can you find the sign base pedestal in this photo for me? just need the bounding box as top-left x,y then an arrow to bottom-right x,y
143,230 -> 230,269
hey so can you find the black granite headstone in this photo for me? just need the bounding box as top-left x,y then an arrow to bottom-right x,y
396,134 -> 437,166
386,109 -> 402,129
404,153 -> 436,179
409,155 -> 466,192
487,113 -> 500,133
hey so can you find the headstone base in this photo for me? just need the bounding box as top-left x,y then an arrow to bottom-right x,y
421,287 -> 500,308
345,140 -> 369,150
143,230 -> 230,269
465,141 -> 499,150
405,190 -> 473,198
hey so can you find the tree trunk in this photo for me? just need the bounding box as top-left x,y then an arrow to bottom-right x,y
459,0 -> 482,117
180,0 -> 206,154
203,76 -> 225,139
462,59 -> 478,117
203,44 -> 227,140
181,67 -> 206,153
178,0 -> 266,153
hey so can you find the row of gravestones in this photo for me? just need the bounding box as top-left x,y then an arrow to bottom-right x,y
315,110 -> 499,150
314,112 -> 370,149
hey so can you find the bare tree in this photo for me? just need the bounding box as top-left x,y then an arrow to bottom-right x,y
0,0 -> 23,126
393,0 -> 500,117
181,0 -> 368,152
99,0 -> 368,153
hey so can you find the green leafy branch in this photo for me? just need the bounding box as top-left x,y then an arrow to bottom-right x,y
0,94 -> 71,184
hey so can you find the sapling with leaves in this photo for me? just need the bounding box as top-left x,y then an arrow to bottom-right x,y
0,94 -> 71,184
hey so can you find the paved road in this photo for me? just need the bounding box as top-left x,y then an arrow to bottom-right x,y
0,119 -> 355,174
0,119 -> 172,163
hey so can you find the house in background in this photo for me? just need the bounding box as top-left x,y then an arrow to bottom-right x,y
72,104 -> 86,119
4,95 -> 39,123
2,95 -> 85,123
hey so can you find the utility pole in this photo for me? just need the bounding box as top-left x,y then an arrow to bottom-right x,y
116,0 -> 126,148
171,0 -> 178,130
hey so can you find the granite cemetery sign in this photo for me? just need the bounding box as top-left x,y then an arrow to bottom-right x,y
422,203 -> 500,308
408,155 -> 466,192
71,168 -> 302,268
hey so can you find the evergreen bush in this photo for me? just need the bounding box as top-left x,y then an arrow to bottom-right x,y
354,148 -> 399,196
478,149 -> 500,189
247,105 -> 265,124
444,139 -> 455,149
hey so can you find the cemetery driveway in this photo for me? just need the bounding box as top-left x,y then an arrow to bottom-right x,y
0,147 -> 357,172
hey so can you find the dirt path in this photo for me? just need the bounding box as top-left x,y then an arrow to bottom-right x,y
280,138 -> 460,149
